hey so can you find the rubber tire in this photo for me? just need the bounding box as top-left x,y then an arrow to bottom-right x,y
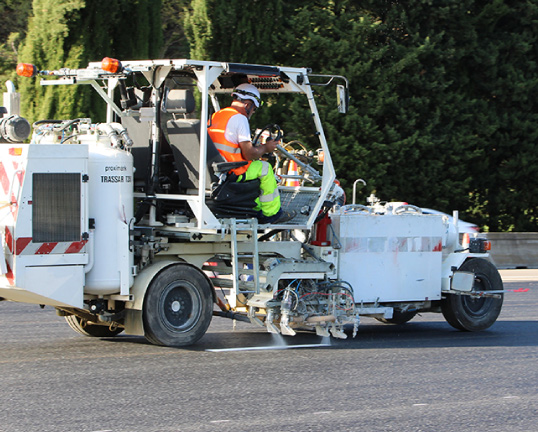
143,263 -> 213,347
376,310 -> 417,325
441,258 -> 503,331
65,315 -> 124,337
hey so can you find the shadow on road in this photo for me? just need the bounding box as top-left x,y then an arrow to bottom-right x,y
100,317 -> 537,352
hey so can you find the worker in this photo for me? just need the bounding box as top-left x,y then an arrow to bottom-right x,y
208,83 -> 295,224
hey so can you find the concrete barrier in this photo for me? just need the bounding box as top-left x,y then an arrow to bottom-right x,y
485,232 -> 538,269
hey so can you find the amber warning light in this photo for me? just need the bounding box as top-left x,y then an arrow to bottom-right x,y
101,57 -> 122,73
16,63 -> 38,78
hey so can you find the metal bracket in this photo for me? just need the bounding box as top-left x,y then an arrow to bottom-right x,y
442,289 -> 505,299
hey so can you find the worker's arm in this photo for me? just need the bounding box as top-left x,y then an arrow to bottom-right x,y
239,138 -> 279,161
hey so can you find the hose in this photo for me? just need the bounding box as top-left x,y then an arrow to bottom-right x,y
213,310 -> 251,323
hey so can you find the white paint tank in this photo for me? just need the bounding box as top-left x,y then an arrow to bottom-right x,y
331,211 -> 447,303
84,138 -> 134,295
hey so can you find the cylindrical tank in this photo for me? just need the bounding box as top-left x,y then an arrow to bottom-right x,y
84,135 -> 134,295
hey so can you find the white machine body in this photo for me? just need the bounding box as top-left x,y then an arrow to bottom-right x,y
0,124 -> 133,307
333,211 -> 447,303
0,59 -> 501,347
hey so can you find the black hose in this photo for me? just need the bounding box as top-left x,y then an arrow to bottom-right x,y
258,229 -> 284,241
33,119 -> 62,127
60,134 -> 77,144
58,118 -> 81,130
213,310 -> 251,323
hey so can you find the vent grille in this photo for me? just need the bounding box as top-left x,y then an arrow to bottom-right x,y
32,173 -> 81,243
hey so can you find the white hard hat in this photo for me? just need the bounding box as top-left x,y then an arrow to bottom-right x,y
232,83 -> 262,108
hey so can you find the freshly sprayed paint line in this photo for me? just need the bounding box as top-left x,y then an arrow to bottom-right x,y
206,343 -> 331,353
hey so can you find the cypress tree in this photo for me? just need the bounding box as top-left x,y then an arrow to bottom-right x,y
8,0 -> 538,230
276,0 -> 538,231
184,0 -> 285,64
161,0 -> 191,58
17,0 -> 163,124
0,0 -> 32,85
183,0 -> 212,60
462,1 -> 538,231
182,0 -> 538,231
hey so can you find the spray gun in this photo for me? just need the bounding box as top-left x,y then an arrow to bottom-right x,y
265,307 -> 280,334
280,288 -> 296,336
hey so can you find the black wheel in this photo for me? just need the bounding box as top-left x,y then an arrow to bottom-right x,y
65,315 -> 124,337
441,258 -> 503,331
376,310 -> 417,325
143,263 -> 214,347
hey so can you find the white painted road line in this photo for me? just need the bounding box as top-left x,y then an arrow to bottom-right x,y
206,343 -> 331,353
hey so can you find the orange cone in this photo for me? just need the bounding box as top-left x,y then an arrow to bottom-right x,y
285,160 -> 300,187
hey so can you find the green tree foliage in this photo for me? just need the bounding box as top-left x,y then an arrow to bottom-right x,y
17,0 -> 162,123
346,1 -> 485,216
462,1 -> 538,231
183,0 -> 538,231
183,0 -> 212,60
184,0 -> 285,63
361,0 -> 538,231
271,1 -> 384,200
0,0 -> 32,84
5,0 -> 538,230
161,0 -> 191,58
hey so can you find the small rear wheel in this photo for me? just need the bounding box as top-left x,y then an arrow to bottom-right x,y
143,263 -> 213,347
441,258 -> 503,331
65,315 -> 124,337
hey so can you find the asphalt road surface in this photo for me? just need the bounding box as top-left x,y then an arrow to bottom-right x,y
0,270 -> 536,432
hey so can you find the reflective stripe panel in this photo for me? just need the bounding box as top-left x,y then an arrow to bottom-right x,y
342,236 -> 443,253
214,142 -> 242,154
243,160 -> 280,216
260,162 -> 269,176
259,190 -> 279,202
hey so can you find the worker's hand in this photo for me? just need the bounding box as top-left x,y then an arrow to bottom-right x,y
263,138 -> 280,153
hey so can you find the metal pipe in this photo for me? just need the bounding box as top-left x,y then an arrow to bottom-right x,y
352,179 -> 366,204
276,144 -> 321,181
5,80 -> 16,93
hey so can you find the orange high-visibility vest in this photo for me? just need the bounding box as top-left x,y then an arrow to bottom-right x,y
208,107 -> 250,175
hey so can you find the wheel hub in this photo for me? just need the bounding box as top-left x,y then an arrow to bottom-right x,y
462,276 -> 492,318
159,282 -> 201,332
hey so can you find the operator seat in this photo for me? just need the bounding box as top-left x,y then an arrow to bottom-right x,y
163,89 -> 259,217
163,89 -> 223,192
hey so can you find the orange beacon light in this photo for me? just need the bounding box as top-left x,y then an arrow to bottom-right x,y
16,63 -> 38,78
101,57 -> 123,73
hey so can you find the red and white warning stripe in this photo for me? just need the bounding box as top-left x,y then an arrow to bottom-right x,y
0,158 -> 25,221
342,236 -> 443,254
8,235 -> 87,255
2,227 -> 87,287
